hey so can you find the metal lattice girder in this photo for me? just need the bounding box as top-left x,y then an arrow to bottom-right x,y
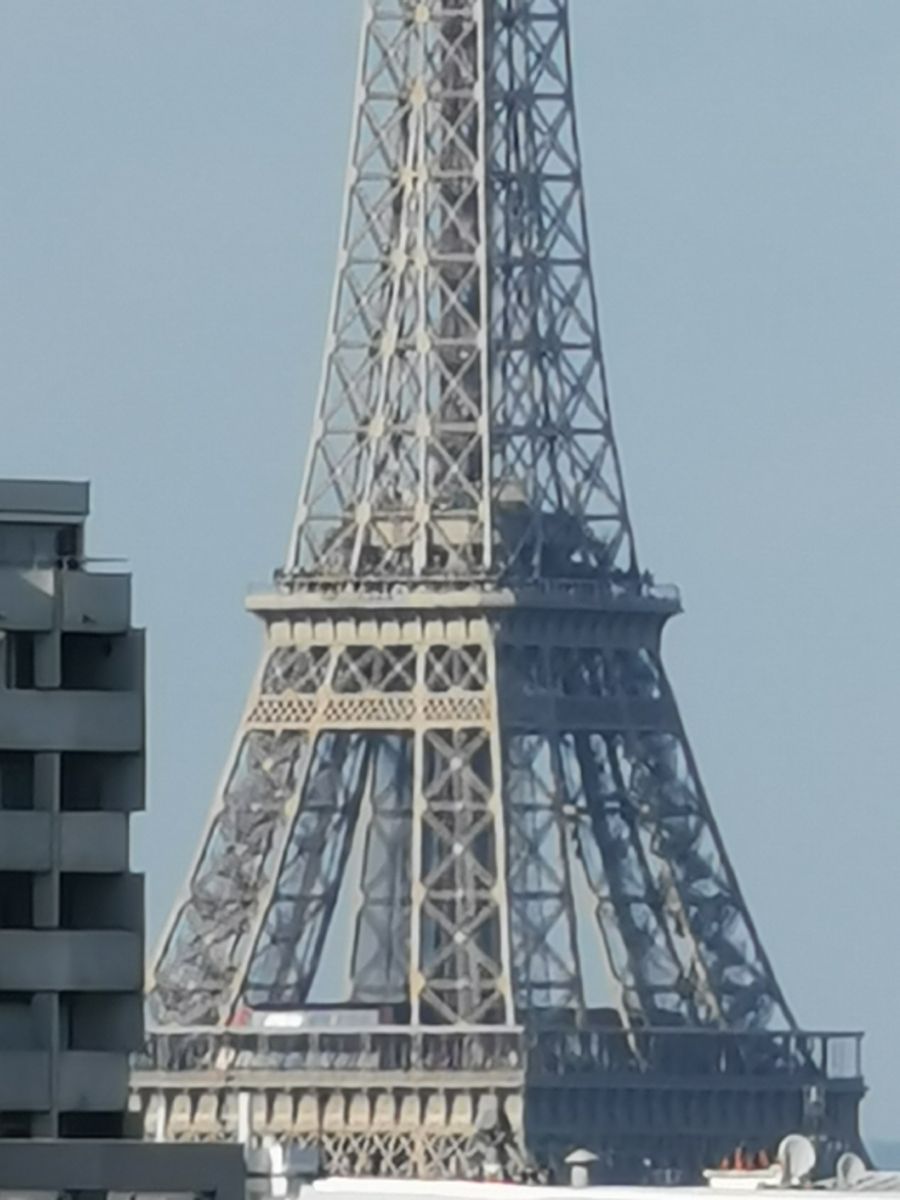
150,729 -> 309,1026
148,0 -> 793,1046
150,619 -> 791,1033
286,0 -> 634,584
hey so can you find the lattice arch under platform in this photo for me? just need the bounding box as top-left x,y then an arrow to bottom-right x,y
149,589 -> 794,1035
134,588 -> 866,1181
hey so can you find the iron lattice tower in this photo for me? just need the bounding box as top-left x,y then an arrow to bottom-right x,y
133,0 -> 864,1181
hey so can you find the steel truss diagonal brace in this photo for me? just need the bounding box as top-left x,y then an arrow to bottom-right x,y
285,0 -> 636,587
148,1 -> 795,1054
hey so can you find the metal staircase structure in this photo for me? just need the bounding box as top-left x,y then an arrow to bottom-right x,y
131,0 -> 865,1181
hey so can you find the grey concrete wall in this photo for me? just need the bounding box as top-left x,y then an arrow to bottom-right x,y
0,571 -> 131,633
0,570 -> 54,630
61,572 -> 132,632
0,480 -> 88,518
0,1140 -> 245,1200
0,811 -> 128,872
0,930 -> 142,991
0,691 -> 143,753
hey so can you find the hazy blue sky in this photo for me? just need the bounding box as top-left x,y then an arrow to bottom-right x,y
1,0 -> 898,1144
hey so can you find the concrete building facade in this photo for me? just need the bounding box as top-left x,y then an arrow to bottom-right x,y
0,479 -> 145,1138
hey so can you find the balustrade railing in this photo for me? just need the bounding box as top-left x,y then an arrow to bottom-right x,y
526,1027 -> 864,1083
136,1026 -> 524,1076
249,574 -> 682,613
135,1024 -> 862,1087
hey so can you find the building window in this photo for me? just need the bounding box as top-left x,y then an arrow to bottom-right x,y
55,524 -> 79,565
0,874 -> 34,929
0,994 -> 35,1049
61,874 -> 110,930
61,633 -> 136,690
61,753 -> 140,813
1,632 -> 35,689
59,1111 -> 124,1138
0,522 -> 80,567
0,523 -> 57,566
0,754 -> 34,810
0,1112 -> 32,1138
61,754 -> 107,812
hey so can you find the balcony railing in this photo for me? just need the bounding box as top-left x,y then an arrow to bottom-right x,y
136,1026 -> 525,1076
526,1027 -> 864,1084
246,574 -> 682,616
135,1025 -> 862,1087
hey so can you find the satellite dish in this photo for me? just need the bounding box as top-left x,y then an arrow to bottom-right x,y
836,1153 -> 867,1189
778,1134 -> 817,1185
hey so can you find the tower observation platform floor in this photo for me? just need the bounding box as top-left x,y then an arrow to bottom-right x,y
131,1025 -> 865,1182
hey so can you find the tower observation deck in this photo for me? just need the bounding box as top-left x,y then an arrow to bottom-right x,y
131,0 -> 865,1181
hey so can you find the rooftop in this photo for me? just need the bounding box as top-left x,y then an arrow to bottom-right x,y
0,479 -> 89,524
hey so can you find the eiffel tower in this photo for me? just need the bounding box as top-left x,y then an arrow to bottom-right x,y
132,0 -> 865,1182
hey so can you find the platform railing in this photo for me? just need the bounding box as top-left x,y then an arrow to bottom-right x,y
136,1026 -> 525,1076
135,1025 -> 862,1086
248,574 -> 682,612
526,1027 -> 864,1083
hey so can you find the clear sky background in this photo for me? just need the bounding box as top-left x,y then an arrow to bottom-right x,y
0,0 -> 898,1147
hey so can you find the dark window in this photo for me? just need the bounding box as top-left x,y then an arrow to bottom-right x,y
62,991 -> 140,1053
55,525 -> 79,563
61,752 -> 140,814
61,874 -> 136,933
0,521 -> 80,567
61,633 -> 112,689
0,754 -> 34,810
59,1111 -> 125,1139
0,874 -> 33,928
0,993 -> 35,1049
61,632 -> 134,690
60,874 -> 109,930
0,1112 -> 32,1137
2,633 -> 34,689
0,523 -> 58,566
61,754 -> 93,811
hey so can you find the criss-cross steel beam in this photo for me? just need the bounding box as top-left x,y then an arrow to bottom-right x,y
284,0 -> 634,586
149,0 -> 792,1039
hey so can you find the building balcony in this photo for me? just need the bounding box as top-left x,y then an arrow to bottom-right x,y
0,1051 -> 128,1112
0,930 -> 141,992
0,689 -> 143,753
0,812 -> 128,872
61,572 -> 132,633
0,568 -> 55,630
60,811 -> 130,870
0,567 -> 131,633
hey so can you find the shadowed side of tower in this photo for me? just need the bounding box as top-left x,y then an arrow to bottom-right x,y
132,0 -> 865,1181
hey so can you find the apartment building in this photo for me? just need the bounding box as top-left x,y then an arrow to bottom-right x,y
0,478 -> 144,1138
